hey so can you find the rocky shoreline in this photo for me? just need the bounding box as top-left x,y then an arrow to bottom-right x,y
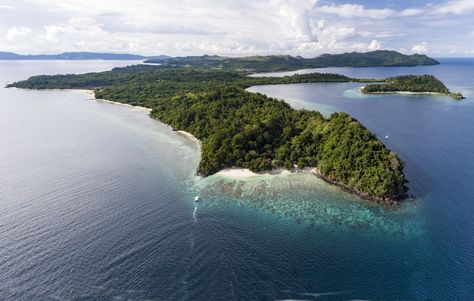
310,170 -> 411,207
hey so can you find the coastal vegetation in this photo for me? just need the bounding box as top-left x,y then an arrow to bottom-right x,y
361,75 -> 465,99
154,87 -> 407,202
8,64 -> 414,203
145,50 -> 440,72
8,66 -> 353,107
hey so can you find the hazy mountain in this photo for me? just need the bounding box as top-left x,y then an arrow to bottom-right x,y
145,50 -> 440,71
0,52 -> 169,61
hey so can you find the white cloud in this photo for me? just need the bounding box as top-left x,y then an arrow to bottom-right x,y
41,17 -> 105,44
316,19 -> 325,29
412,42 -> 428,53
318,4 -> 395,19
317,4 -> 427,19
399,8 -> 423,17
313,24 -> 356,48
0,0 -> 472,56
275,0 -> 316,42
434,0 -> 474,15
20,0 -> 320,55
368,39 -> 381,50
34,16 -> 113,54
6,27 -> 31,41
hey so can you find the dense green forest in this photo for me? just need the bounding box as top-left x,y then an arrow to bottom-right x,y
145,50 -> 439,71
362,75 -> 464,99
154,87 -> 407,201
9,65 -> 409,203
9,66 -> 354,107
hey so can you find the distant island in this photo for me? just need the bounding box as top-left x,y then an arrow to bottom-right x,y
8,64 -> 410,206
0,51 -> 169,61
361,75 -> 465,100
145,50 -> 440,72
0,51 -> 439,72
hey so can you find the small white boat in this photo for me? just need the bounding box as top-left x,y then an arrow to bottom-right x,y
194,196 -> 199,202
385,135 -> 389,139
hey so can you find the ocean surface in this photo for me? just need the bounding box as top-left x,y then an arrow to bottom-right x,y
0,59 -> 473,300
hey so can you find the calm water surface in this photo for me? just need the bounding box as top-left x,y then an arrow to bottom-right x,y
0,59 -> 473,300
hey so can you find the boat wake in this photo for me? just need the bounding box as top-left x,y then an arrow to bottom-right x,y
193,204 -> 197,223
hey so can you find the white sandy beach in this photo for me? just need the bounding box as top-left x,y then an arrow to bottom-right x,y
94,97 -> 152,113
60,89 -> 153,113
176,130 -> 202,149
64,88 -> 149,113
215,167 -> 319,179
85,90 -> 203,150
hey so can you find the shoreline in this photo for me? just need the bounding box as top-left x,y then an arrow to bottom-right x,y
85,90 -> 201,149
85,90 -> 202,150
175,130 -> 202,150
215,167 -> 294,178
85,90 -> 205,177
215,167 -> 405,207
94,97 -> 152,113
85,90 -> 152,113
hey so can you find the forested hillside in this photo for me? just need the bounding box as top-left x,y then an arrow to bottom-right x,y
145,50 -> 440,71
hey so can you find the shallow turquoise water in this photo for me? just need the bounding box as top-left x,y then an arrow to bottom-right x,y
196,173 -> 423,236
0,59 -> 473,300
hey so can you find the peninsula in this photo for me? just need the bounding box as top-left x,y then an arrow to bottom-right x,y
361,75 -> 465,100
8,64 -> 411,205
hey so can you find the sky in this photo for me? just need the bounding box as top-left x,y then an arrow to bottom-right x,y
0,0 -> 473,57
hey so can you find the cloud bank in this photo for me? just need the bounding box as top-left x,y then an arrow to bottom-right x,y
0,0 -> 472,56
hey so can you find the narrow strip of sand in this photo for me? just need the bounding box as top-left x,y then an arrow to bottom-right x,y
215,167 -> 319,179
85,90 -> 202,150
66,89 -> 153,113
94,98 -> 152,113
176,130 -> 202,149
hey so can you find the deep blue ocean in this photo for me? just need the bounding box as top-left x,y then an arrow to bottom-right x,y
0,59 -> 473,300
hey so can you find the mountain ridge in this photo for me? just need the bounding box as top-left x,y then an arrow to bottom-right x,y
145,50 -> 440,71
0,51 -> 169,60
1,50 -> 439,70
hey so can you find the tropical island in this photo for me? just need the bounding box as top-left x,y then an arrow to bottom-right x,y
361,75 -> 465,100
13,65 -> 459,206
8,64 -> 412,206
145,50 -> 440,72
8,51 -> 450,206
